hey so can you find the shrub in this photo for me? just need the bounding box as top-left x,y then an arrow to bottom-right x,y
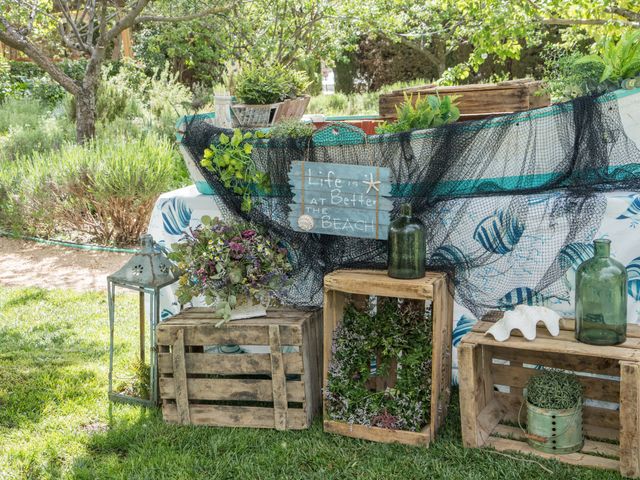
307,92 -> 379,116
0,98 -> 75,162
234,64 -> 309,105
0,134 -> 185,245
268,119 -> 314,138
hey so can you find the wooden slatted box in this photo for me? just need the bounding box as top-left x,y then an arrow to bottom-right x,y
323,269 -> 453,446
459,318 -> 640,478
157,307 -> 322,430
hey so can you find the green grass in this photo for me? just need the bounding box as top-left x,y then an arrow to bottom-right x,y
0,287 -> 623,479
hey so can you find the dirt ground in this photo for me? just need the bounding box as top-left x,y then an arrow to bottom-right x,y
0,237 -> 129,291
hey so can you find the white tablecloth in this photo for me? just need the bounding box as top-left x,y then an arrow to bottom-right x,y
148,185 -> 640,372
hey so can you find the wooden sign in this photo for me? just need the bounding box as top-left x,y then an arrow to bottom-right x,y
288,161 -> 392,240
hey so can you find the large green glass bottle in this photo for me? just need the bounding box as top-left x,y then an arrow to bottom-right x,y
388,203 -> 425,279
575,239 -> 627,345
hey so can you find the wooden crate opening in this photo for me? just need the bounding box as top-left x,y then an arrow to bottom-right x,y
323,270 -> 453,447
459,319 -> 640,478
157,308 -> 322,430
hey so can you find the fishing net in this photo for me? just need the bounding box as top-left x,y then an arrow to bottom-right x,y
180,92 -> 640,318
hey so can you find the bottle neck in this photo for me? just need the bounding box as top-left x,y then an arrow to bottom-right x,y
400,203 -> 412,217
594,239 -> 610,258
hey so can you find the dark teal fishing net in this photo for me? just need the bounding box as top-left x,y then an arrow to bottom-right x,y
180,91 -> 640,317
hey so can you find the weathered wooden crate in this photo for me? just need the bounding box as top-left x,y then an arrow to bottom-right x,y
459,318 -> 640,478
323,269 -> 453,446
157,307 -> 322,430
379,79 -> 550,120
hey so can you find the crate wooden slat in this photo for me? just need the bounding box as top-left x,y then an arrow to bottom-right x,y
378,79 -> 550,119
157,307 -> 322,430
323,269 -> 453,446
458,317 -> 640,478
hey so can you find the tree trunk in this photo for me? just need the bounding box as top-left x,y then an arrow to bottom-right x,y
75,88 -> 97,144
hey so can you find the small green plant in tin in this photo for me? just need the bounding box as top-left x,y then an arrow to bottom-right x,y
526,369 -> 583,409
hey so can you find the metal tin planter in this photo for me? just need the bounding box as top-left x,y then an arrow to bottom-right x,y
526,401 -> 583,454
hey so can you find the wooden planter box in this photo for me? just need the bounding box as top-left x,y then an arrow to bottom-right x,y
379,79 -> 550,120
458,318 -> 640,478
323,269 -> 453,446
157,307 -> 322,430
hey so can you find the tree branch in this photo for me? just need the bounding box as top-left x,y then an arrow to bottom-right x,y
135,5 -> 232,23
607,6 -> 640,22
0,20 -> 80,95
103,0 -> 151,43
541,17 -> 639,28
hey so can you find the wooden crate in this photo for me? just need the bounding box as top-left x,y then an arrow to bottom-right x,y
379,79 -> 550,120
156,307 -> 322,430
459,318 -> 640,478
323,269 -> 453,446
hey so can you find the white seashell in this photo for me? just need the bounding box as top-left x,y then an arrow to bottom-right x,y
486,305 -> 561,342
297,214 -> 315,231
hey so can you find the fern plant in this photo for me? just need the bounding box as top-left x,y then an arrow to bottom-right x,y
575,30 -> 640,86
376,93 -> 460,134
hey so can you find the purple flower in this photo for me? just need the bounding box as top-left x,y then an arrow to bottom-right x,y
242,229 -> 257,239
229,241 -> 246,259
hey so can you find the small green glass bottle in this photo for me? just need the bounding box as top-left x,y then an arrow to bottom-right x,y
388,203 -> 425,279
575,239 -> 627,345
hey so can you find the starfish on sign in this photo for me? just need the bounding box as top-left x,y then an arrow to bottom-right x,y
362,172 -> 381,194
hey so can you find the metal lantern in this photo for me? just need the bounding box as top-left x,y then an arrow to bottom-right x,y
108,234 -> 178,406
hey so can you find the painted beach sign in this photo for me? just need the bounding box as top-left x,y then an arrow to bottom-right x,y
288,161 -> 392,239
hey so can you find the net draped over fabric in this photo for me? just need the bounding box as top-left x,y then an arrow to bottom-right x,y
180,92 -> 640,318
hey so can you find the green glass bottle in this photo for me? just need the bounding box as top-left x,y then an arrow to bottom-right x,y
388,203 -> 425,279
575,239 -> 627,345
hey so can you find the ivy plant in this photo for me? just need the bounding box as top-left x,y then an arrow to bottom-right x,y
201,129 -> 270,212
376,93 -> 460,134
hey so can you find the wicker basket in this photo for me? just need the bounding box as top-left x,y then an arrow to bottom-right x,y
230,96 -> 309,128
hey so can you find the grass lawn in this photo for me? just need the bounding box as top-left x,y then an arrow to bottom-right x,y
0,286 -> 624,479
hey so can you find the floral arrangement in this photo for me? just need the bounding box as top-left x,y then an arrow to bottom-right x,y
168,215 -> 292,324
325,298 -> 433,432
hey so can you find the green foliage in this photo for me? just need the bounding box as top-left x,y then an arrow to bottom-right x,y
575,30 -> 640,86
0,133 -> 184,245
0,98 -> 75,162
526,369 -> 583,410
134,22 -> 226,86
201,129 -> 270,213
307,92 -> 379,116
268,119 -> 314,139
543,49 -> 606,102
168,216 -> 292,322
376,94 -> 460,134
234,65 -> 309,105
325,299 -> 433,431
114,359 -> 150,400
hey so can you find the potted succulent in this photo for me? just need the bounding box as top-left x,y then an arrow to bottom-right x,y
524,369 -> 584,454
168,216 -> 292,326
230,64 -> 310,128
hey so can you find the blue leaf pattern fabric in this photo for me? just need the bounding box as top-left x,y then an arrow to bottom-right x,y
627,256 -> 640,300
617,195 -> 640,220
497,287 -> 545,308
558,242 -> 594,270
452,315 -> 476,347
430,245 -> 470,271
161,198 -> 192,236
473,210 -> 524,254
